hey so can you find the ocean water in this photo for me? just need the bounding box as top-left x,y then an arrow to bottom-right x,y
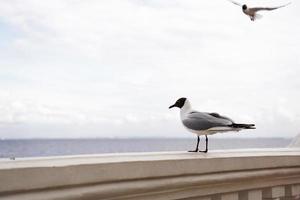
0,138 -> 292,158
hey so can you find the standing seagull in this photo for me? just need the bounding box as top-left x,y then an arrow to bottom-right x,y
169,98 -> 255,153
229,0 -> 291,21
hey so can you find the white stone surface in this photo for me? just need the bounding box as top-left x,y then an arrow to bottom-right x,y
221,193 -> 238,200
292,184 -> 300,195
272,186 -> 285,198
248,190 -> 262,200
0,149 -> 299,200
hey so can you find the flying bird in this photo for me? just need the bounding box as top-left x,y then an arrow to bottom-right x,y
169,97 -> 255,153
229,0 -> 291,21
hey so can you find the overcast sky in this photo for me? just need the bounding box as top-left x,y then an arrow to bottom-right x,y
0,0 -> 299,138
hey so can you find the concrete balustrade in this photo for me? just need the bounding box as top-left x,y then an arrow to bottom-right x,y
248,190 -> 262,200
292,185 -> 300,196
0,148 -> 300,200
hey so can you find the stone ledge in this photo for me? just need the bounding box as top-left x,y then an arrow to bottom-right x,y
0,148 -> 300,200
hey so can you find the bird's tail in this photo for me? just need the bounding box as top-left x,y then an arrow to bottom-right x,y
230,123 -> 256,129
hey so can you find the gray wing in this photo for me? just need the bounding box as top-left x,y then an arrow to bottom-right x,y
208,112 -> 235,122
251,2 -> 291,12
182,111 -> 233,131
228,0 -> 242,7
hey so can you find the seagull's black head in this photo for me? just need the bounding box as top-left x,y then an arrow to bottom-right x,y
169,97 -> 187,109
242,4 -> 247,10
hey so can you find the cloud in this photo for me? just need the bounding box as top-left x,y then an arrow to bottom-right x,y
0,0 -> 299,138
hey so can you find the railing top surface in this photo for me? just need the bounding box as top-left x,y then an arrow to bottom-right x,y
1,148 -> 300,169
1,148 -> 300,195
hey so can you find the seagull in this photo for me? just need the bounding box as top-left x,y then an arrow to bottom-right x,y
229,0 -> 291,21
169,97 -> 255,153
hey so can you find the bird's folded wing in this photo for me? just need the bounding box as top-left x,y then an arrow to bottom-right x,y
183,112 -> 233,131
208,112 -> 234,123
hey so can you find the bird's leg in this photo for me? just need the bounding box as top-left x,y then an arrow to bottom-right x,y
188,136 -> 200,152
199,135 -> 208,153
205,135 -> 208,152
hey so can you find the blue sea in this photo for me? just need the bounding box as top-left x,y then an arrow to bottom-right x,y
0,138 -> 292,158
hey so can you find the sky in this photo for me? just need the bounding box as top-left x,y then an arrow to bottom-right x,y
0,0 -> 299,139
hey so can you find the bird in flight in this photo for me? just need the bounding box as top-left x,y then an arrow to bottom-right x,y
169,97 -> 255,153
228,0 -> 291,21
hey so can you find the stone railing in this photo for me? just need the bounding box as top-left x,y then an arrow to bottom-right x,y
0,148 -> 300,200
